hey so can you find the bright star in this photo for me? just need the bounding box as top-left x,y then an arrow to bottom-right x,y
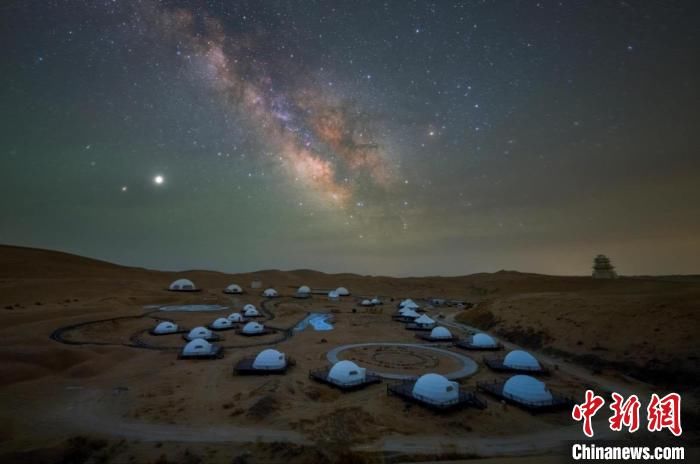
154,175 -> 164,185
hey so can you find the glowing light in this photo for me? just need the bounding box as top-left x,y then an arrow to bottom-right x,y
154,175 -> 164,185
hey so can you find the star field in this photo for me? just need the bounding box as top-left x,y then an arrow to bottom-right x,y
1,1 -> 699,275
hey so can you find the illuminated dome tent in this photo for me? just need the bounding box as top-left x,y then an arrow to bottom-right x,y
400,308 -> 420,318
243,304 -> 260,317
254,349 -> 287,370
309,360 -> 382,391
238,321 -> 272,336
227,312 -> 244,322
405,313 -> 436,331
263,288 -> 279,298
412,374 -> 458,405
328,290 -> 340,301
185,326 -> 217,341
388,373 -> 486,410
361,299 -> 373,306
336,287 -> 350,296
504,350 -> 541,371
455,332 -> 502,351
243,321 -> 264,334
168,278 -> 198,292
430,327 -> 452,339
224,283 -> 243,294
393,307 -> 421,321
151,321 -> 179,335
485,349 -> 546,373
477,374 -> 570,411
472,333 -> 498,348
399,299 -> 420,310
234,348 -> 290,375
503,375 -> 552,403
418,325 -> 456,342
370,297 -> 382,305
329,360 -> 366,385
209,317 -> 234,330
295,285 -> 312,298
179,338 -> 222,359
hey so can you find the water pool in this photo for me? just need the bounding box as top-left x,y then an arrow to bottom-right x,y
294,312 -> 334,331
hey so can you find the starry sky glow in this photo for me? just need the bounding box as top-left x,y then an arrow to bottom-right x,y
1,1 -> 699,276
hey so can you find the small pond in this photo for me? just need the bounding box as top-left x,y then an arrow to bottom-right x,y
294,312 -> 334,331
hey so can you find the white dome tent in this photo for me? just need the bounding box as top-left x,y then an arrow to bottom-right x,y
243,304 -> 260,317
412,374 -> 459,406
414,314 -> 435,327
472,333 -> 498,348
151,321 -> 179,335
400,299 -> 420,309
427,326 -> 453,340
235,348 -> 290,374
416,326 -> 456,342
328,290 -> 340,301
209,317 -> 234,330
370,297 -> 382,305
398,308 -> 420,319
224,283 -> 243,294
263,288 -> 279,298
185,326 -> 216,341
336,287 -> 350,296
388,373 -> 486,410
484,349 -> 545,373
328,360 -> 366,385
502,375 -> 553,404
295,285 -> 312,298
179,338 -> 222,359
472,333 -> 496,348
253,349 -> 287,370
456,332 -> 502,351
361,299 -> 373,306
503,350 -> 542,371
309,360 -> 381,390
168,278 -> 198,292
406,314 -> 435,330
239,321 -> 268,335
227,312 -> 244,323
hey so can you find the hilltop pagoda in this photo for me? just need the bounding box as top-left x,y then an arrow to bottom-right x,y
592,254 -> 617,279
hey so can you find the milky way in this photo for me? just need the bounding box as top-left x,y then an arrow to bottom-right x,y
147,2 -> 397,209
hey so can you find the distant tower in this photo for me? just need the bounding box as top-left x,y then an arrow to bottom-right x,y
592,254 -> 618,279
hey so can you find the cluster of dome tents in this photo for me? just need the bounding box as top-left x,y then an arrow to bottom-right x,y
164,278 -> 570,411
389,297 -> 569,411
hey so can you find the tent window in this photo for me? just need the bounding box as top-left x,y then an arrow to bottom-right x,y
349,370 -> 358,375
446,386 -> 454,392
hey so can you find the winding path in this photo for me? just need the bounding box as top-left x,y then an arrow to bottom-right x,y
49,298 -> 303,351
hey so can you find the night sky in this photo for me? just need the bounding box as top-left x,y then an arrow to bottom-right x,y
1,1 -> 699,276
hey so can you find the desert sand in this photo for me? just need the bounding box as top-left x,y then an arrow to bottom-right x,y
0,245 -> 697,463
